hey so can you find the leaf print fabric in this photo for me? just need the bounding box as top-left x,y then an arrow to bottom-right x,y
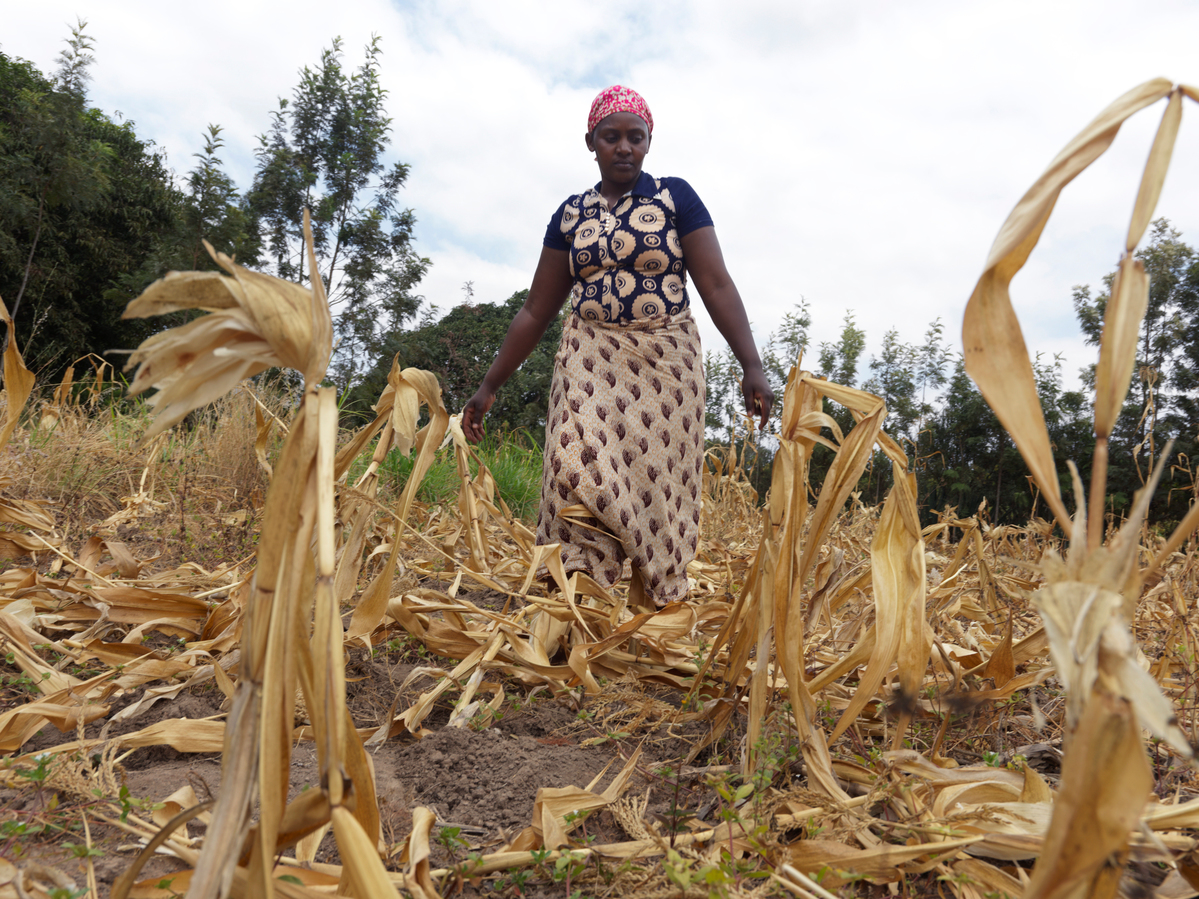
536,311 -> 705,607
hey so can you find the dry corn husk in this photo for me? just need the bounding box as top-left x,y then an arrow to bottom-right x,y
115,212 -> 397,899
0,296 -> 35,453
964,79 -> 1199,899
122,239 -> 332,438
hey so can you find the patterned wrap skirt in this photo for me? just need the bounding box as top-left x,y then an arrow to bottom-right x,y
536,309 -> 705,606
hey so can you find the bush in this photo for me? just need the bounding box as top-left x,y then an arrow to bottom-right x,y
378,432 -> 543,522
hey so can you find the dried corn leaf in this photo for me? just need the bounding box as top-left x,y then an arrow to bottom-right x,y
0,297 -> 34,453
510,748 -> 642,850
963,78 -> 1175,531
1023,691 -> 1152,899
123,242 -> 331,437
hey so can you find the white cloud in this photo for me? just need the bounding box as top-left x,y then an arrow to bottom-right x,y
5,0 -> 1198,393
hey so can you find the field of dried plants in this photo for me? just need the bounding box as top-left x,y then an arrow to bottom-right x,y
1,79 -> 1198,899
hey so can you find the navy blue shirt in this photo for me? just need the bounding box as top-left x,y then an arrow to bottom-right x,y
543,172 -> 713,323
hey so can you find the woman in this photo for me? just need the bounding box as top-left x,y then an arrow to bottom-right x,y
463,85 -> 772,607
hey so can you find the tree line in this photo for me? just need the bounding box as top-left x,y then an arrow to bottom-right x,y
3,24 -> 1196,528
703,219 -> 1198,527
0,23 -> 426,387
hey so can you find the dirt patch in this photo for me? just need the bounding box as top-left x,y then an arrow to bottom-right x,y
2,644 -> 667,895
381,726 -> 607,835
455,588 -> 519,613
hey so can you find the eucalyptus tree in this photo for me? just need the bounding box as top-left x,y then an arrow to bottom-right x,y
184,125 -> 259,270
864,328 -> 919,444
816,311 -> 866,388
248,36 -> 429,389
1073,218 -> 1197,516
761,298 -> 812,400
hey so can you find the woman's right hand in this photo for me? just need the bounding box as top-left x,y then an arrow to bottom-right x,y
459,246 -> 572,446
462,387 -> 495,444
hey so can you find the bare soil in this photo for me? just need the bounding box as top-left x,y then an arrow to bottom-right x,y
1,608 -> 743,897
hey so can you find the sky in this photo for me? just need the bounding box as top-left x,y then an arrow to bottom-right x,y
6,0 -> 1198,394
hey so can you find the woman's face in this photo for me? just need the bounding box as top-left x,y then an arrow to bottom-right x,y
585,112 -> 650,187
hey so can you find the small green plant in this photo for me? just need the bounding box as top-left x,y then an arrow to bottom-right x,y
117,785 -> 164,823
655,765 -> 691,847
436,825 -> 469,865
1008,753 -> 1028,769
663,849 -> 697,891
529,847 -> 551,871
494,865 -> 535,897
2,667 -> 52,697
62,842 -> 104,859
552,849 -> 587,892
563,809 -> 595,845
663,848 -> 737,898
15,752 -> 55,789
467,708 -> 496,731
588,728 -> 630,745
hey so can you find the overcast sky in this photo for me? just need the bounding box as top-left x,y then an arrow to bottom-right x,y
6,0 -> 1198,393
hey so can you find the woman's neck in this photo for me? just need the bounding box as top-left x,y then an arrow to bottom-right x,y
599,175 -> 637,210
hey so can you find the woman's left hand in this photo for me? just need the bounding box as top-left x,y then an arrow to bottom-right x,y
741,365 -> 774,431
682,226 -> 774,432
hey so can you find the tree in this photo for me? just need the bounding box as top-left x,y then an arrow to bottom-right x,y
183,125 -> 260,270
1170,253 -> 1199,446
248,37 -> 428,389
0,26 -> 186,374
816,311 -> 866,387
920,356 -> 1016,520
0,21 -> 112,328
703,347 -> 742,439
346,289 -> 565,438
864,328 -> 918,443
761,298 -> 812,400
1073,218 -> 1197,519
914,318 -> 951,419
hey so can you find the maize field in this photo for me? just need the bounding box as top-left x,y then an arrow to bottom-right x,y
0,79 -> 1197,899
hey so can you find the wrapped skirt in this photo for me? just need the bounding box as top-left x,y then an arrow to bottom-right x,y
536,309 -> 705,605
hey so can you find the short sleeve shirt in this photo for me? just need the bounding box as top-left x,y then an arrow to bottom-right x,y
543,172 -> 713,324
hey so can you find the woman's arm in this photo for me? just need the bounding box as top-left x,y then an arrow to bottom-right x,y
462,246 -> 573,443
681,226 -> 774,429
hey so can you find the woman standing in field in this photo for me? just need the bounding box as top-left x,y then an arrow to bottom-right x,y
463,86 -> 772,607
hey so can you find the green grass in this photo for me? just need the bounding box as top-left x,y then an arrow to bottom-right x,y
378,433 -> 543,522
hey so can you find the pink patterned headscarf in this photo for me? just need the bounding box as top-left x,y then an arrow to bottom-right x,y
587,85 -> 653,135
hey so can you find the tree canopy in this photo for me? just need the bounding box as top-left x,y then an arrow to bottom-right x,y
248,36 -> 428,390
347,287 -> 565,439
0,24 -> 184,373
0,26 -> 422,385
